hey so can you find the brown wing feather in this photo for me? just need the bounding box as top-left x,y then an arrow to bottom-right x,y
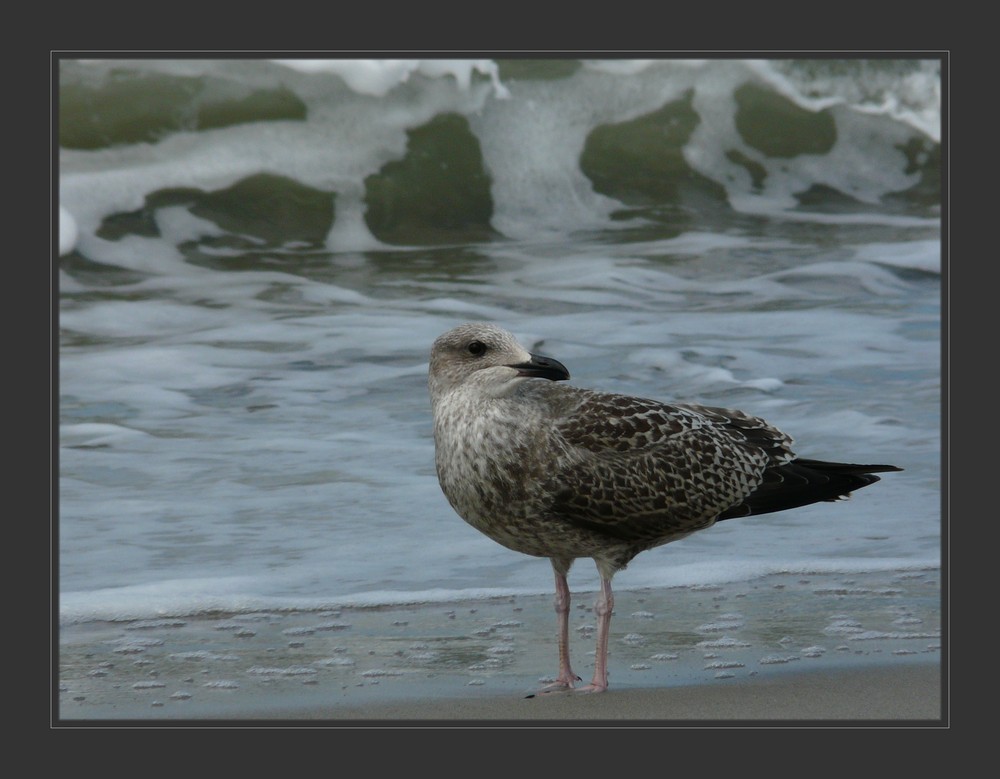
541,392 -> 789,544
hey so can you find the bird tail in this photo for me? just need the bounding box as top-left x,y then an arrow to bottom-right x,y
717,459 -> 902,520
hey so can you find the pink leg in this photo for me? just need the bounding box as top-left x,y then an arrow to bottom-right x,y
541,559 -> 580,691
576,573 -> 614,693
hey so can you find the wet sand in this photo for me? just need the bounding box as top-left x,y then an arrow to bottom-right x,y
56,569 -> 943,724
278,663 -> 941,722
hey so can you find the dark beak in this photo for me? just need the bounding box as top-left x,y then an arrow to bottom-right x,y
507,353 -> 570,382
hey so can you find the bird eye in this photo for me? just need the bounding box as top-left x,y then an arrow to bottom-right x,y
467,341 -> 487,356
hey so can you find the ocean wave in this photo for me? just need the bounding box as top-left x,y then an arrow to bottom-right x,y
58,57 -> 941,256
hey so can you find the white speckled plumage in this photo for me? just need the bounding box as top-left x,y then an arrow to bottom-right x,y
429,323 -> 900,692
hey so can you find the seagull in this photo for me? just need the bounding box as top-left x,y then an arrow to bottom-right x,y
428,322 -> 901,693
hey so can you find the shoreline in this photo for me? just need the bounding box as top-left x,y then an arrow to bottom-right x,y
57,569 -> 942,724
258,661 -> 943,723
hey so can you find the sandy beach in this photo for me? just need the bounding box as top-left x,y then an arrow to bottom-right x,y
56,569 -> 942,725
277,663 -> 941,722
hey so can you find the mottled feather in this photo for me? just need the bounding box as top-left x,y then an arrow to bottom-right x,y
428,323 -> 901,692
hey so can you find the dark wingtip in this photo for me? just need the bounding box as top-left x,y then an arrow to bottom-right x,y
795,459 -> 903,474
716,459 -> 903,521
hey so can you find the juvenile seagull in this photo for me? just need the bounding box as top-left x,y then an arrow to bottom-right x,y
428,323 -> 901,693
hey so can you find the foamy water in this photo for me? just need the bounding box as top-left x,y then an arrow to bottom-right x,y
57,57 -> 941,625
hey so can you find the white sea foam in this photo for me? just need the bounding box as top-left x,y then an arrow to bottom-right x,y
60,59 -> 940,251
270,59 -> 508,98
60,205 -> 79,255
